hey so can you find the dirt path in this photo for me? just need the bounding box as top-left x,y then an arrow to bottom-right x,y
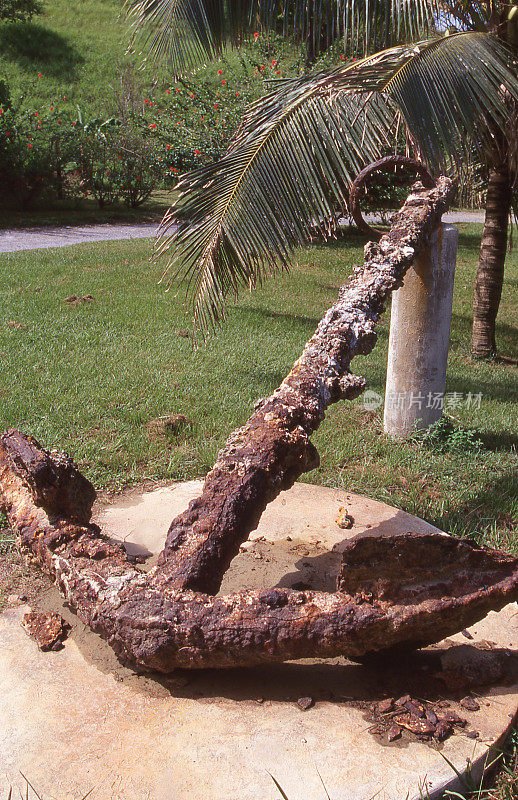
0,221 -> 159,253
0,212 -> 485,254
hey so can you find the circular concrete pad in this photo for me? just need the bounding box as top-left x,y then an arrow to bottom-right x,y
1,481 -> 516,800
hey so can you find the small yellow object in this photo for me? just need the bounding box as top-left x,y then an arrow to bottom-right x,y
335,506 -> 354,529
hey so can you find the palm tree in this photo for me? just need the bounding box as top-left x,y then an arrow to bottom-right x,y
126,1 -> 517,349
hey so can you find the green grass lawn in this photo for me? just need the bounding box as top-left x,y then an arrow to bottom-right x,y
0,222 -> 516,552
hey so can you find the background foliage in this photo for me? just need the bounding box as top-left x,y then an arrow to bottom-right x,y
0,0 -> 41,23
0,0 -> 409,212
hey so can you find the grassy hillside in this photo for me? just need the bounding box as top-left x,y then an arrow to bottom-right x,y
0,0 -> 145,113
0,0 -> 304,115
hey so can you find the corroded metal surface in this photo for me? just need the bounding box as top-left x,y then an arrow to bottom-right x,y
349,155 -> 435,240
366,695 -> 471,743
1,432 -> 517,671
158,176 -> 454,594
22,610 -> 69,651
2,178 -> 517,672
2,429 -> 96,524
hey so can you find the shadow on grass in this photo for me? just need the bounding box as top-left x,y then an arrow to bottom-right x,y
445,374 -> 518,405
235,305 -> 321,333
449,312 -> 518,353
478,429 -> 518,452
444,376 -> 518,406
0,22 -> 84,80
319,226 -> 369,248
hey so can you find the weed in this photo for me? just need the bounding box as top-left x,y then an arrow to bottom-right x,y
5,775 -> 94,800
268,730 -> 518,800
413,416 -> 484,454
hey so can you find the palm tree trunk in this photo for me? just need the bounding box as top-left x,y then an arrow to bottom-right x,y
471,159 -> 512,360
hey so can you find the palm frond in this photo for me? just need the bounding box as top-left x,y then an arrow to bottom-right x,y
124,0 -> 442,73
124,0 -> 230,71
386,32 -> 517,168
158,90 -> 395,329
157,31 -> 518,330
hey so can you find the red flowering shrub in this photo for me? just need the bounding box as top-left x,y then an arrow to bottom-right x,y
0,102 -> 79,209
138,42 -> 301,174
0,43 -> 306,210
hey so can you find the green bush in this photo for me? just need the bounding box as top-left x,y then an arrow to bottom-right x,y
0,98 -> 170,209
0,0 -> 42,23
75,114 -> 166,208
0,78 -> 10,108
67,45 -> 297,202
137,41 -> 301,172
413,417 -> 484,454
73,116 -> 123,207
0,37 -> 411,215
114,125 -> 164,208
363,163 -> 421,215
0,102 -> 81,208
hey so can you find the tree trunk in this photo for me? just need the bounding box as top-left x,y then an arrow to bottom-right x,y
2,177 -> 517,672
471,163 -> 512,359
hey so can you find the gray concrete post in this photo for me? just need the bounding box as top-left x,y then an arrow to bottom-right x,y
383,223 -> 458,438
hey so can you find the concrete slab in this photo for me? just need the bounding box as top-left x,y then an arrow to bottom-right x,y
1,481 -> 516,800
